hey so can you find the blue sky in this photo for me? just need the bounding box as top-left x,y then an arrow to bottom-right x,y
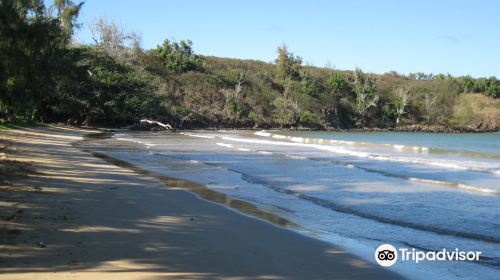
74,0 -> 500,78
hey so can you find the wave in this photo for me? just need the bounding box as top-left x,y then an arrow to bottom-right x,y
219,134 -> 500,176
180,132 -> 215,139
255,131 -> 500,161
153,151 -> 500,244
213,139 -> 500,195
122,131 -> 500,194
216,142 -> 233,148
254,131 -> 431,153
254,131 -> 500,175
229,167 -> 500,243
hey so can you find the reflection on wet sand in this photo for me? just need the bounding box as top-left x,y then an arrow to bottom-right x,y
79,133 -> 296,228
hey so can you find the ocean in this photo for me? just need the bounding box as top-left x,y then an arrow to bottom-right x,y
98,130 -> 499,279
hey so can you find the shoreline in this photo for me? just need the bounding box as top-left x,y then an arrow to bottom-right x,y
3,121 -> 498,134
98,124 -> 500,134
0,126 -> 405,279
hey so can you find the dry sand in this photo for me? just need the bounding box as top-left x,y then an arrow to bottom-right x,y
0,126 -> 405,279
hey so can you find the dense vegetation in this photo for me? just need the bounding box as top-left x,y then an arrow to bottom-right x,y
1,0 -> 499,130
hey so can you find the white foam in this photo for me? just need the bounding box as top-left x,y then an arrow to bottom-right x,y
254,131 -> 272,137
290,137 -> 304,143
216,142 -> 233,148
265,132 -> 432,154
221,135 -> 499,176
393,144 -> 405,151
286,155 -> 307,160
408,178 -> 500,195
221,136 -> 372,158
182,132 -> 215,139
272,134 -> 287,139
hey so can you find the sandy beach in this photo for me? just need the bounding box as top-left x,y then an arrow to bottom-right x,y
0,126 -> 404,279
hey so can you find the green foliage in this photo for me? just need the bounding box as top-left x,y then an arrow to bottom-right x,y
300,70 -> 322,97
272,97 -> 296,127
326,72 -> 351,93
0,2 -> 498,131
155,39 -> 203,73
451,94 -> 500,129
50,47 -> 167,125
0,0 -> 83,120
391,86 -> 409,125
248,111 -> 263,126
275,44 -> 302,83
297,111 -> 319,126
225,96 -> 249,118
352,68 -> 379,127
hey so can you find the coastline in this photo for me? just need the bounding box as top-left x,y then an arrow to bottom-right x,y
124,122 -> 498,133
0,126 -> 405,279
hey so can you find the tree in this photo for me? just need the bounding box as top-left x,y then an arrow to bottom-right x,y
90,17 -> 142,60
326,72 -> 351,94
297,111 -> 319,127
272,97 -> 297,127
155,39 -> 203,73
424,93 -> 438,123
459,75 -> 475,93
321,72 -> 352,127
234,70 -> 245,98
393,86 -> 409,125
300,69 -> 321,97
53,0 -> 84,40
275,43 -> 302,83
352,68 -> 379,127
0,0 -> 83,120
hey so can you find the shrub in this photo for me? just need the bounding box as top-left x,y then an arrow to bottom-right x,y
451,94 -> 500,129
155,39 -> 203,73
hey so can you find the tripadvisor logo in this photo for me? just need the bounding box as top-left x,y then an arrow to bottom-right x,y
375,244 -> 398,267
375,244 -> 481,267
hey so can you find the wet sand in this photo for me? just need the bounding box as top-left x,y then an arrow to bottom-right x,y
0,126 -> 405,279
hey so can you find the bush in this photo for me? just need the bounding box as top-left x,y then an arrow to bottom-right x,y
297,111 -> 319,126
272,97 -> 297,127
155,39 -> 203,73
451,94 -> 500,129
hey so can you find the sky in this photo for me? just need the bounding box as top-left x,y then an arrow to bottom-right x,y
74,0 -> 500,78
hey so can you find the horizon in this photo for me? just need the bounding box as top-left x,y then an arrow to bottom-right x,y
74,0 -> 500,79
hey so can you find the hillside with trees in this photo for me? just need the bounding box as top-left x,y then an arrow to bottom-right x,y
1,1 -> 499,131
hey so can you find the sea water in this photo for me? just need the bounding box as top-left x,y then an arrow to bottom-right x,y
105,130 -> 500,279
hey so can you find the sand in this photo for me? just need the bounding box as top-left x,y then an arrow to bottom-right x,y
0,126 -> 405,279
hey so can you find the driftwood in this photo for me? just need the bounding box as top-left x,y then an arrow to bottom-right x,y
126,119 -> 174,131
140,119 -> 173,129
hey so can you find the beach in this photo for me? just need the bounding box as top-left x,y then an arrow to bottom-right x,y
106,130 -> 500,279
0,126 -> 404,280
